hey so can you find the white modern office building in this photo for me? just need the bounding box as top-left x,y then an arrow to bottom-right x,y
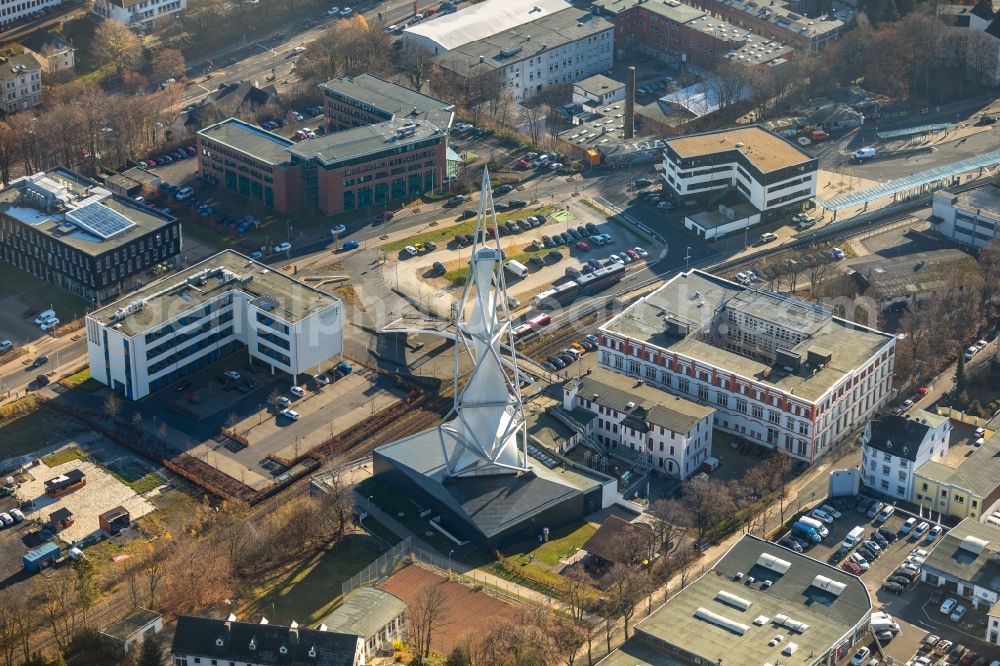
86,250 -> 342,400
662,126 -> 818,239
563,368 -> 715,478
860,410 -> 950,501
403,0 -> 571,54
433,7 -> 614,103
90,0 -> 185,27
598,270 -> 897,463
931,181 -> 1000,250
0,0 -> 64,29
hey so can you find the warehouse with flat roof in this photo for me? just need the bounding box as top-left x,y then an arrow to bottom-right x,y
403,0 -> 572,53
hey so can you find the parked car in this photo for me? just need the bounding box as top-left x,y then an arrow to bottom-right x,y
274,242 -> 292,253
842,561 -> 863,575
882,581 -> 906,594
950,605 -> 967,622
811,509 -> 835,524
927,525 -> 943,542
280,409 -> 300,421
851,648 -> 871,666
940,597 -> 959,615
913,521 -> 930,540
759,232 -> 778,243
289,385 -> 305,397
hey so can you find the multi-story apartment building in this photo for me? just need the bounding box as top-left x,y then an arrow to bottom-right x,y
86,250 -> 343,399
197,117 -> 449,216
931,181 -> 1000,250
598,270 -> 896,463
433,8 -> 614,103
662,126 -> 817,239
0,0 -> 64,29
860,410 -> 950,502
90,0 -> 185,27
319,73 -> 454,134
915,424 -> 1000,521
564,368 -> 715,478
0,169 -> 180,302
0,54 -> 42,113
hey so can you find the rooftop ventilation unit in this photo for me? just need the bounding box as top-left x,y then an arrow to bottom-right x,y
960,535 -> 989,555
694,607 -> 749,635
756,553 -> 791,574
782,642 -> 799,656
715,590 -> 752,611
500,46 -> 523,58
810,575 -> 846,596
773,614 -> 810,633
754,615 -> 770,626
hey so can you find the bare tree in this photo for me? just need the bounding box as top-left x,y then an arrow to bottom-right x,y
523,104 -> 544,146
806,261 -> 828,295
605,564 -> 651,639
103,392 -> 123,420
92,20 -> 144,73
409,583 -> 451,663
151,48 -> 186,82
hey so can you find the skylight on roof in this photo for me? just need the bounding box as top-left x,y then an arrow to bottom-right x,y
66,202 -> 135,239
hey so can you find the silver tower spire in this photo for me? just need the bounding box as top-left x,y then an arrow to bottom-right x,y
437,167 -> 529,476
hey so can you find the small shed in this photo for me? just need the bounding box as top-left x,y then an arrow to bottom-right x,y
100,608 -> 163,655
321,588 -> 408,660
45,469 -> 86,497
99,506 -> 130,535
582,515 -> 656,570
23,542 -> 60,573
49,508 -> 74,532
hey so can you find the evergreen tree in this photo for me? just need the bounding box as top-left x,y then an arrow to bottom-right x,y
136,636 -> 163,666
953,354 -> 968,403
881,0 -> 899,23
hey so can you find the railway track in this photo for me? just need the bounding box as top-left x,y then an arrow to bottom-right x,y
520,308 -> 605,361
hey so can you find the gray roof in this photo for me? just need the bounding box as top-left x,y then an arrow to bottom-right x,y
572,368 -> 714,434
171,616 -> 360,665
607,535 -> 872,666
101,608 -> 161,642
917,428 -> 1000,497
319,74 -> 454,128
864,411 -> 946,462
289,120 -> 446,167
434,8 -> 613,74
849,249 -> 982,301
922,518 -> 1000,592
526,410 -> 578,451
942,181 -> 1000,221
89,250 -> 340,336
374,425 -> 607,540
321,588 -> 407,638
197,118 -> 294,166
592,0 -> 704,23
575,74 -> 626,98
0,54 -> 39,80
20,29 -> 70,54
601,270 -> 895,403
0,168 -> 176,257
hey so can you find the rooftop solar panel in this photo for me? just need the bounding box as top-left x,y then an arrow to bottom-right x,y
66,202 -> 135,239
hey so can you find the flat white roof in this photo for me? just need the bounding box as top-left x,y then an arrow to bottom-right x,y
403,0 -> 571,51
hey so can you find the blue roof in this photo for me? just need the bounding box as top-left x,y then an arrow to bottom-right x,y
24,542 -> 60,561
817,149 -> 1000,210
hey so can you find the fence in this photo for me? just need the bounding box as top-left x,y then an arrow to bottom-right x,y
341,536 -> 414,598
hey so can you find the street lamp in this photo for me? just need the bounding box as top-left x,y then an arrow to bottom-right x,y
448,549 -> 454,578
368,495 -> 373,518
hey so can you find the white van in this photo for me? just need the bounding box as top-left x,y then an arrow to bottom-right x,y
798,515 -> 829,538
852,147 -> 877,162
843,526 -> 865,549
504,260 -> 528,278
33,309 -> 56,325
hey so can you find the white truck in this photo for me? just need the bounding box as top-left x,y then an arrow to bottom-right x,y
504,260 -> 529,278
871,611 -> 900,634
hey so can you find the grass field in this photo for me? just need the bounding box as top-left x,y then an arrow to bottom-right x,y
240,534 -> 383,624
107,458 -> 163,494
501,522 -> 596,566
383,205 -> 557,253
41,445 -> 88,468
61,368 -> 92,388
0,407 -> 85,461
0,262 -> 89,320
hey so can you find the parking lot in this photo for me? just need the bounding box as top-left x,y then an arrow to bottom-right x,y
775,498 -> 1000,665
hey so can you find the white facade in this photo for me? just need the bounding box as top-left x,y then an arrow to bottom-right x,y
0,55 -> 42,113
598,271 -> 896,464
86,252 -> 342,400
500,30 -> 614,102
0,0 -> 63,28
563,376 -> 714,478
931,188 -> 1000,250
859,411 -> 950,502
403,0 -> 571,53
988,610 -> 1000,646
572,74 -> 625,108
91,0 -> 185,27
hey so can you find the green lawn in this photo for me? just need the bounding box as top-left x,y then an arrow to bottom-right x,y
61,368 -> 91,387
106,458 -> 163,494
501,523 -> 596,566
382,206 -> 557,253
0,262 -> 89,320
240,535 -> 384,624
41,445 -> 89,468
0,408 -> 86,461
